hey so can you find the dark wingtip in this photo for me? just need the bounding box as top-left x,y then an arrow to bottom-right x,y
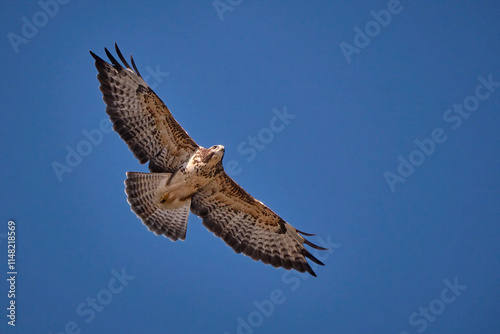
303,237 -> 329,251
304,263 -> 318,277
114,43 -> 132,70
303,249 -> 325,266
130,54 -> 142,78
296,228 -> 316,237
104,47 -> 122,69
89,50 -> 104,62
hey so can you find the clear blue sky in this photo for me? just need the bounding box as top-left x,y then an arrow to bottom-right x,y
1,1 -> 499,333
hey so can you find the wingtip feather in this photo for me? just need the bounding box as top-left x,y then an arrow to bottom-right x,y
90,50 -> 105,63
303,237 -> 329,251
130,54 -> 142,78
105,47 -> 122,69
114,43 -> 133,70
303,248 -> 325,266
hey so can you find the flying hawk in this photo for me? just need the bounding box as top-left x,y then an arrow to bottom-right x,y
90,44 -> 327,276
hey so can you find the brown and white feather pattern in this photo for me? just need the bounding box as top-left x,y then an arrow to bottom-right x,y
191,172 -> 326,276
90,45 -> 198,172
91,45 -> 327,276
125,172 -> 190,241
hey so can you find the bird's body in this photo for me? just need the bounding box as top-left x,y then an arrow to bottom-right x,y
154,145 -> 225,209
91,44 -> 327,276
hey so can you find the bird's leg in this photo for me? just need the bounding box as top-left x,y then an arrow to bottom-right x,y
160,192 -> 173,204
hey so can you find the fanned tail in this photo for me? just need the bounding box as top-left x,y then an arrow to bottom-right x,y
124,172 -> 190,241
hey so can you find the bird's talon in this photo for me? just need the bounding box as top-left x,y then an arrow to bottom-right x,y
160,193 -> 169,203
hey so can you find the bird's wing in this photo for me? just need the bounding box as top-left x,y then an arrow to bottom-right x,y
90,44 -> 199,172
190,172 -> 327,276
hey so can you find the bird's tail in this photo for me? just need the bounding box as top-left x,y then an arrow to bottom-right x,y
124,172 -> 191,241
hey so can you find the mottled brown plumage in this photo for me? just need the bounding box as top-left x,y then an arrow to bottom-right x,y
91,44 -> 327,276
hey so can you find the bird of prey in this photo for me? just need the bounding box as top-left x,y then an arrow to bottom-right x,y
90,44 -> 327,276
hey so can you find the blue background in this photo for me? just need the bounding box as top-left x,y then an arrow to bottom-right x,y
1,1 -> 499,333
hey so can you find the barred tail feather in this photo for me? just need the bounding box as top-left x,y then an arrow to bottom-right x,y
124,172 -> 190,241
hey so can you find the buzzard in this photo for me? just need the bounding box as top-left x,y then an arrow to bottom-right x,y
90,44 -> 327,276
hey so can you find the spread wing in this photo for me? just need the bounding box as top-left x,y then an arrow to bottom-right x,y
90,44 -> 199,172
190,172 -> 327,276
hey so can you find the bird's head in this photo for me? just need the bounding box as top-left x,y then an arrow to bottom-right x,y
200,145 -> 225,166
207,145 -> 225,161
